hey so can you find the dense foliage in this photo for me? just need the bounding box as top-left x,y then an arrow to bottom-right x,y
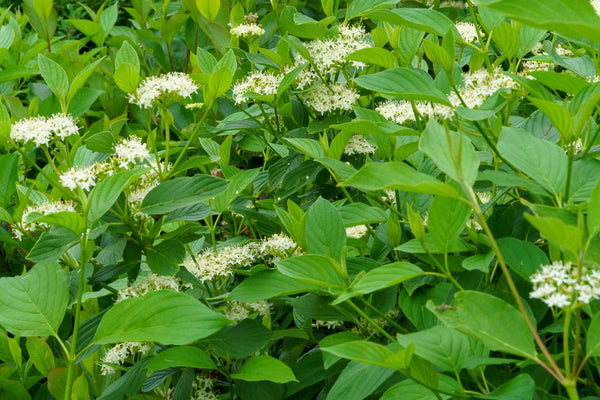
2,0 -> 600,399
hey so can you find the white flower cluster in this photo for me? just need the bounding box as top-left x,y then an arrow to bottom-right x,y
300,82 -> 360,114
116,273 -> 181,303
376,100 -> 434,125
129,72 -> 199,108
230,23 -> 265,38
456,22 -> 478,43
232,70 -> 282,104
529,261 -> 600,308
593,0 -> 600,16
113,136 -> 151,168
60,165 -> 98,191
16,200 -> 76,239
312,320 -> 343,329
346,225 -> 368,239
344,135 -> 377,156
435,68 -> 517,119
291,25 -> 371,89
10,114 -> 79,147
192,375 -> 219,400
222,300 -> 271,322
181,233 -> 298,282
100,342 -> 151,375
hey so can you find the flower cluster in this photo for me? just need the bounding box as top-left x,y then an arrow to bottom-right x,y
300,82 -> 360,114
291,25 -> 371,89
230,20 -> 265,38
232,70 -> 282,104
456,22 -> 478,43
222,301 -> 271,322
435,68 -> 517,119
113,136 -> 151,168
376,100 -> 434,125
312,320 -> 343,329
593,0 -> 600,16
16,200 -> 76,240
529,261 -> 600,308
116,274 -> 181,303
181,233 -> 298,282
60,165 -> 99,191
344,135 -> 377,156
129,72 -> 199,108
10,114 -> 79,147
346,225 -> 368,239
100,342 -> 151,375
192,375 -> 219,400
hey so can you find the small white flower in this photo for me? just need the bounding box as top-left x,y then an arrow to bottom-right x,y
300,82 -> 360,115
232,70 -> 282,104
18,200 -> 76,237
129,72 -> 199,108
60,165 -> 98,191
346,225 -> 368,239
376,100 -> 434,124
344,135 -> 377,156
230,23 -> 265,38
116,273 -> 181,303
100,342 -> 151,375
456,22 -> 478,43
10,114 -> 79,147
113,136 -> 151,168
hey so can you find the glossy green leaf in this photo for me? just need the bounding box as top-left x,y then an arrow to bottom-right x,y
27,226 -> 78,263
196,0 -> 220,21
94,290 -> 230,345
87,168 -> 147,225
145,239 -> 185,275
114,63 -> 140,94
428,195 -> 472,254
381,375 -> 459,400
419,120 -> 480,186
529,98 -> 574,142
28,211 -> 85,235
497,127 -> 567,197
326,361 -> 394,400
68,57 -> 103,103
147,346 -> 216,371
354,68 -> 450,105
115,40 -> 140,71
524,214 -> 582,257
345,0 -> 400,20
227,270 -> 322,302
428,291 -> 536,359
586,313 -> 600,357
0,153 -> 17,208
369,8 -> 456,37
142,175 -> 229,215
276,254 -> 346,290
341,162 -> 460,198
38,54 -> 68,102
346,47 -> 397,69
496,237 -> 548,279
334,262 -> 423,304
0,263 -> 68,337
26,337 -> 55,376
304,197 -> 346,262
485,374 -> 535,400
231,356 -> 297,383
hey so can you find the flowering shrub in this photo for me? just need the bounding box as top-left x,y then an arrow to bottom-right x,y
1,0 -> 600,399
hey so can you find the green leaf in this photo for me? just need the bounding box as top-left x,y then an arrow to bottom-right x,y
0,263 -> 68,337
423,40 -> 453,72
524,214 -> 582,257
38,54 -> 68,103
114,63 -> 140,94
354,68 -> 450,105
142,175 -> 229,215
207,67 -> 233,102
419,120 -> 480,186
529,98 -> 574,142
428,195 -> 472,254
211,168 -> 260,214
29,211 -> 85,235
396,326 -> 470,373
283,138 -> 325,159
94,290 -> 230,345
200,319 -> 273,359
231,356 -> 298,383
147,346 -> 216,371
68,19 -> 105,46
87,168 -> 147,225
226,270 -> 322,302
68,57 -> 103,104
381,376 -> 460,400
27,226 -> 78,263
26,337 -> 55,376
276,255 -> 346,290
196,0 -> 220,21
369,8 -> 456,37
497,127 -> 567,197
304,197 -> 346,262
586,312 -> 600,357
428,291 -> 536,359
339,203 -> 386,226
196,47 -> 217,74
145,239 -> 186,275
334,262 -> 423,304
161,13 -> 189,45
327,361 -> 394,400
588,179 -> 600,236
477,0 -> 600,43
345,0 -> 400,20
341,162 -> 460,198
115,40 -> 140,72
0,153 -> 18,208
496,237 -> 548,280
528,71 -> 588,95
485,374 -> 535,400
492,22 -> 520,60
322,340 -> 396,368
346,47 -> 397,69
33,0 -> 53,20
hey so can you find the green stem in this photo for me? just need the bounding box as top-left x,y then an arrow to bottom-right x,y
347,300 -> 395,341
360,298 -> 409,334
162,107 -> 171,179
564,380 -> 580,400
564,308 -> 573,378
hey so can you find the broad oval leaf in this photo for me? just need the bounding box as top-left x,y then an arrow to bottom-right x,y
231,355 -> 297,383
276,254 -> 347,290
304,197 -> 346,262
0,263 -> 68,337
94,290 -> 230,345
427,291 -> 536,359
226,269 -> 322,302
146,346 -> 216,371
